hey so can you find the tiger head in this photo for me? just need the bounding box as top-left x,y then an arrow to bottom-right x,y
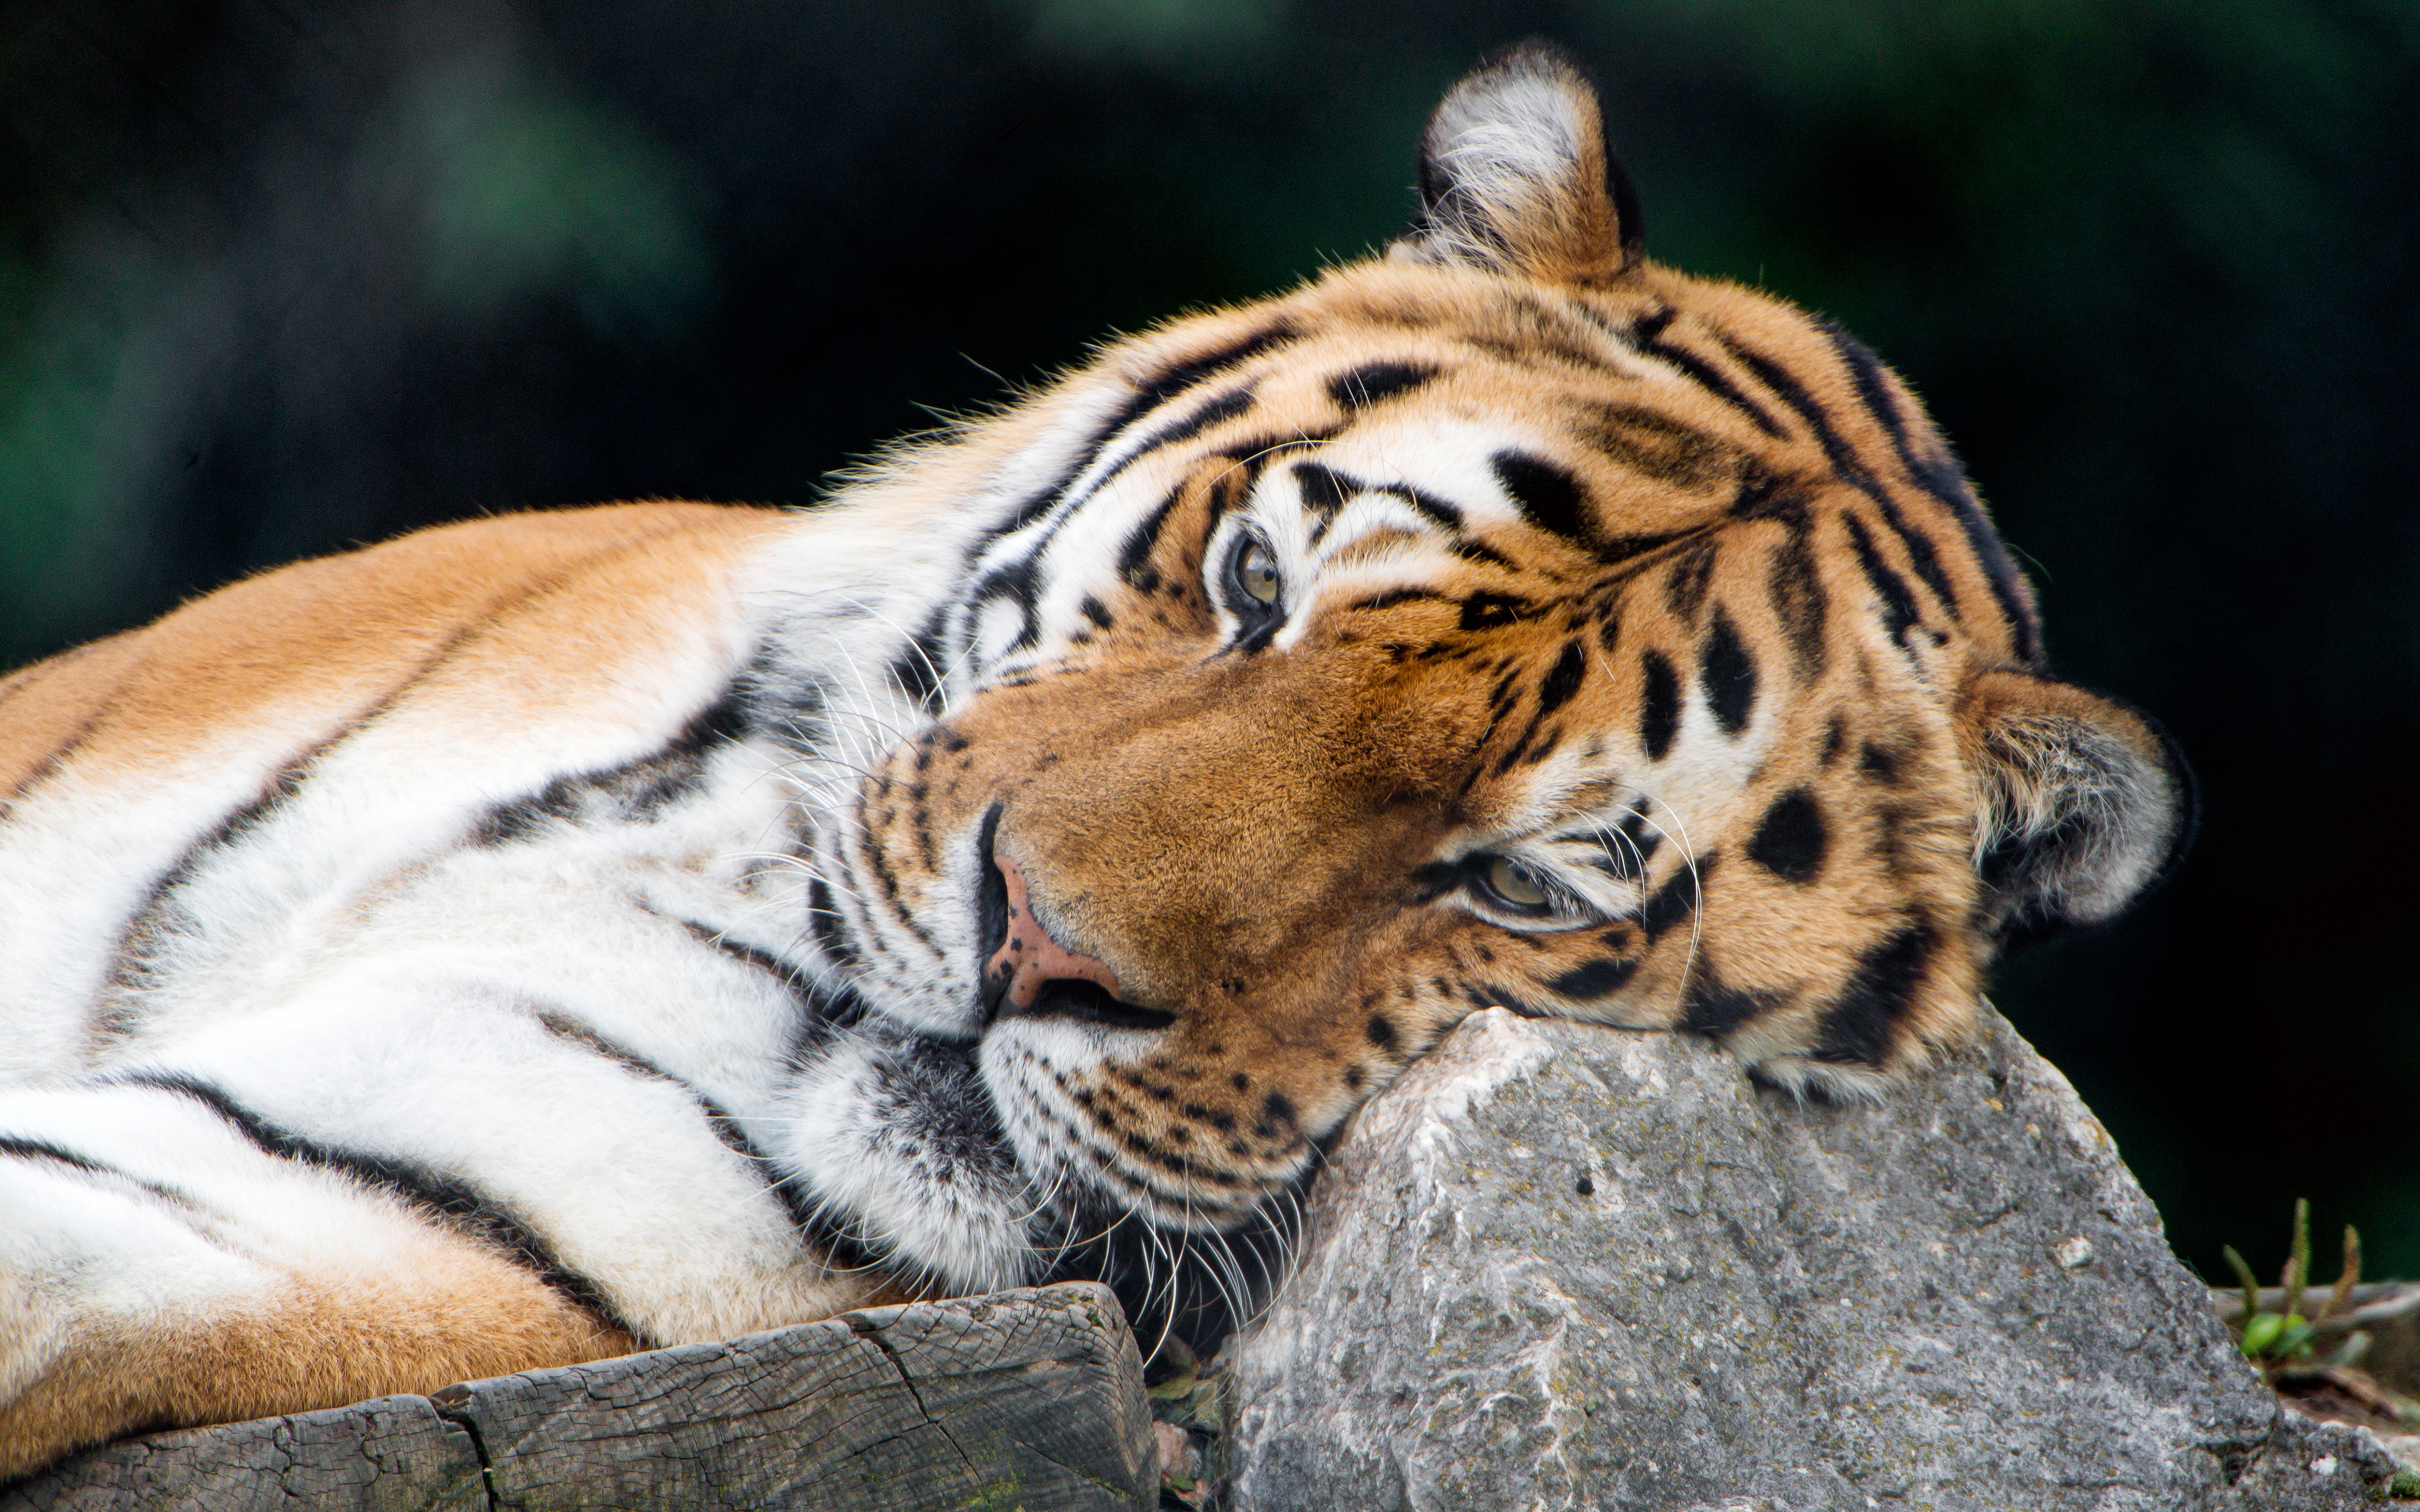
779,43 -> 2190,1331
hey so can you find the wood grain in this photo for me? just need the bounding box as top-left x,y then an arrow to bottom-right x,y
5,1282 -> 1156,1512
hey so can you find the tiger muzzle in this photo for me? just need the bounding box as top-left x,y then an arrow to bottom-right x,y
976,813 -> 1173,1030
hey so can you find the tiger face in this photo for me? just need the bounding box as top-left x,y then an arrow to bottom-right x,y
787,44 -> 2190,1316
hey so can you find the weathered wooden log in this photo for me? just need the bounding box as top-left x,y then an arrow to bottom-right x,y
0,1397 -> 482,1512
3,1281 -> 1157,1512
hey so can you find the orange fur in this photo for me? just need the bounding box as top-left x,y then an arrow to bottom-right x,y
0,1224 -> 635,1481
1,503 -> 785,806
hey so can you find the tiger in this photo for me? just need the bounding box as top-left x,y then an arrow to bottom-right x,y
0,41 -> 2190,1480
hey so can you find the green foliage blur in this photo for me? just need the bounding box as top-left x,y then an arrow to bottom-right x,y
3,0 -> 2415,1285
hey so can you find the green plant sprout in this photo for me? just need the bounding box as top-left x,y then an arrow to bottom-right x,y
2219,1197 -> 2420,1503
2222,1197 -> 2357,1367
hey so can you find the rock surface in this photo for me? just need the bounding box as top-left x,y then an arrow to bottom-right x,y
1228,1006 -> 2401,1511
6,1282 -> 1157,1512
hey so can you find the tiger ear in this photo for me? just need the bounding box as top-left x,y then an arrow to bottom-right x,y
1960,670 -> 2196,949
1391,40 -> 1646,286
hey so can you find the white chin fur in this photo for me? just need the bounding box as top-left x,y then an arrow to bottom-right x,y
763,1031 -> 1038,1295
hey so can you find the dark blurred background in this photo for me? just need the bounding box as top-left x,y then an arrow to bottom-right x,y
4,0 -> 2414,1284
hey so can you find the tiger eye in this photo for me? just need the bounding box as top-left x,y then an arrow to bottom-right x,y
1238,542 -> 1281,605
1486,855 -> 1551,908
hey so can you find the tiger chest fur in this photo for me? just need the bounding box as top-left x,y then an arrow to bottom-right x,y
0,43 -> 2189,1479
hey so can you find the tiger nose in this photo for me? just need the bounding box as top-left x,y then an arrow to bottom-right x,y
982,848 -> 1124,1017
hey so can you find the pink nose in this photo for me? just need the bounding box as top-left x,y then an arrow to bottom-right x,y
984,849 -> 1123,1012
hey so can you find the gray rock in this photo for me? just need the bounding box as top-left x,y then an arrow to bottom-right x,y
1228,1006 -> 2399,1511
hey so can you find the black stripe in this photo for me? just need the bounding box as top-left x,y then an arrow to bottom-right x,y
1548,957 -> 1637,999
1663,538 -> 1718,622
1638,649 -> 1681,761
95,617 -> 468,1019
1204,430 -> 1342,482
1460,591 -> 1531,631
1294,461 -> 1355,521
1296,460 -> 1364,548
1639,852 -> 1714,939
1810,920 -> 1936,1065
107,726 -> 382,998
1714,333 -> 1963,620
1679,962 -> 1783,1036
1490,451 -> 1591,544
1581,404 -> 1740,489
1347,588 -> 1449,615
1199,457 -> 1248,546
471,685 -> 753,846
671,917 -> 816,999
0,1134 -> 115,1177
1586,835 -> 1642,882
1117,483 -> 1186,588
1729,462 -> 1815,521
1103,385 -> 1257,484
1746,788 -> 1828,885
525,1011 -> 875,1270
612,693 -> 752,821
1628,308 -> 1785,438
1818,321 -> 2041,665
1490,706 -> 1549,775
1698,609 -> 1758,738
666,903 -> 870,1059
1590,529 -> 1694,567
1328,362 -> 1437,408
971,554 -> 1046,655
847,786 -> 944,955
1381,483 -> 1466,534
532,1011 -> 757,1156
1766,527 -> 1830,683
808,875 -> 863,975
1842,514 -> 1921,645
1120,326 -> 1294,423
1538,640 -> 1588,716
886,603 -> 953,715
1617,806 -> 1663,870
117,1071 -> 650,1344
0,1135 -> 196,1211
978,324 -> 1297,551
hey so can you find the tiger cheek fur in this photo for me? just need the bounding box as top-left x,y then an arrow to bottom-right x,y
869,634 -> 1492,1224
